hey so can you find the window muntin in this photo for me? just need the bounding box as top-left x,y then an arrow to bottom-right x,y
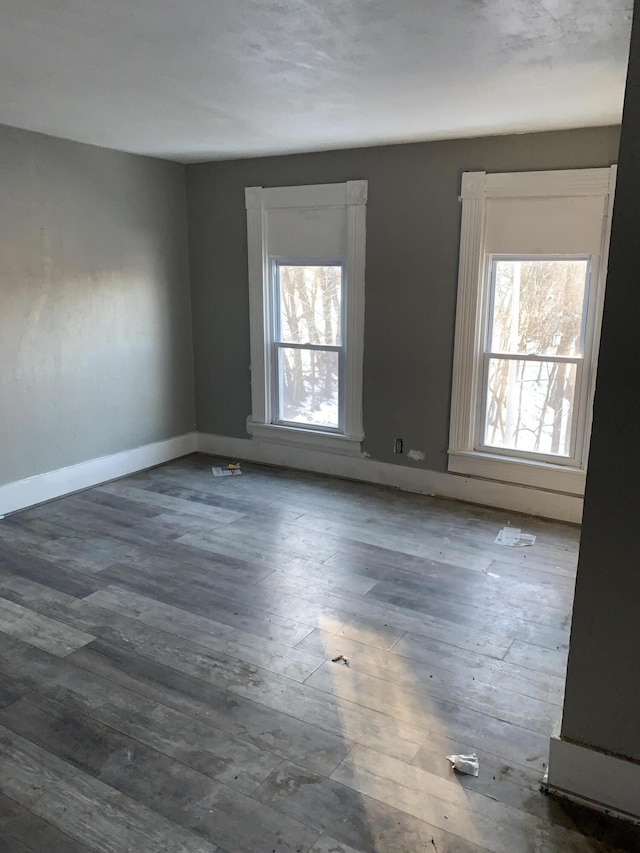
478,256 -> 591,462
272,262 -> 344,431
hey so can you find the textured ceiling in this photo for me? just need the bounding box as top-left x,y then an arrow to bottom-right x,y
0,0 -> 633,162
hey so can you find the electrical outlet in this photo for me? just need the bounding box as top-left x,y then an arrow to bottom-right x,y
394,437 -> 404,454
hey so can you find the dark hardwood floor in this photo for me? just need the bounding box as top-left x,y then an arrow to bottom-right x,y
0,454 -> 638,852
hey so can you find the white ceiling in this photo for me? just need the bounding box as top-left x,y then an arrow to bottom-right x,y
0,0 -> 633,163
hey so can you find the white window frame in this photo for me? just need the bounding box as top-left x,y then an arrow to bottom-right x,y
245,181 -> 367,454
449,167 -> 617,494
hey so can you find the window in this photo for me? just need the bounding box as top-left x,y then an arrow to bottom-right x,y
245,181 -> 367,453
449,168 -> 616,493
274,263 -> 344,431
482,256 -> 589,462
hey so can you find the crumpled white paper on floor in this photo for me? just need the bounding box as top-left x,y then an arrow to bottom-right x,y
212,465 -> 242,477
446,753 -> 480,776
495,527 -> 536,547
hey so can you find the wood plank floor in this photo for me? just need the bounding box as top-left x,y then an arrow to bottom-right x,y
0,454 -> 638,852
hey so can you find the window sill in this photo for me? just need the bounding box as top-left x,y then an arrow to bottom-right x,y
246,419 -> 363,456
447,450 -> 586,495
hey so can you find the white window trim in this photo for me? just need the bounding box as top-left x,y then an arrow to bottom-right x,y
449,167 -> 617,495
245,180 -> 367,455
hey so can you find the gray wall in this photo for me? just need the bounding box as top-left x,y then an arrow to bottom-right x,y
186,127 -> 619,469
0,124 -> 195,486
560,6 -> 640,761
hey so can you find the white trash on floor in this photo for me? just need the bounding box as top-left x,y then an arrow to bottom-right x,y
446,753 -> 480,776
212,464 -> 242,477
495,527 -> 536,547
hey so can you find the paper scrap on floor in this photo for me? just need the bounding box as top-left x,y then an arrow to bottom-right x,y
495,527 -> 536,547
212,464 -> 242,477
446,753 -> 479,776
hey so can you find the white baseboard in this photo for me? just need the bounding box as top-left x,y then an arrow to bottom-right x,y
547,736 -> 640,823
0,432 -> 197,517
0,430 -> 583,522
196,432 -> 583,523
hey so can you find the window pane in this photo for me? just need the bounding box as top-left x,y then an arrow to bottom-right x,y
278,265 -> 342,346
278,347 -> 339,429
484,358 -> 577,457
490,259 -> 589,357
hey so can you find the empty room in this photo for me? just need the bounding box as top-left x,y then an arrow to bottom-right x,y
1,1 -> 640,851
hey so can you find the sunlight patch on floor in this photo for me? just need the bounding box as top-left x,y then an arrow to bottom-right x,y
314,614 -> 504,852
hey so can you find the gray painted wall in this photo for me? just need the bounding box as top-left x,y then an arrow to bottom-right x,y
0,124 -> 195,486
186,127 -> 619,470
560,8 -> 640,762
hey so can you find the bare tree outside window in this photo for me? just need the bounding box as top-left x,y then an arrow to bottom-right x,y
275,264 -> 342,429
483,258 -> 589,457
